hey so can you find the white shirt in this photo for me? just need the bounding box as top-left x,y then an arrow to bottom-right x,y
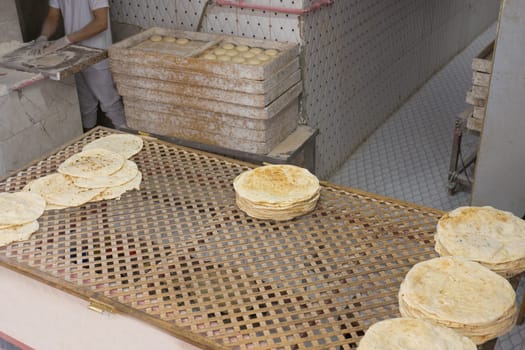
49,0 -> 112,50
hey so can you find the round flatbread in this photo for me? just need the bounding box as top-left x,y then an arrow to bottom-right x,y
214,48 -> 227,56
91,171 -> 142,202
58,148 -> 125,178
357,318 -> 476,350
73,160 -> 139,189
0,221 -> 39,247
25,173 -> 104,207
82,134 -> 143,159
399,256 -> 516,344
0,191 -> 46,226
246,59 -> 261,65
435,206 -> 525,265
234,165 -> 320,205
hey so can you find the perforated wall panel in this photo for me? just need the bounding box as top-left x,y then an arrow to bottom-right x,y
301,0 -> 499,178
108,0 -> 499,178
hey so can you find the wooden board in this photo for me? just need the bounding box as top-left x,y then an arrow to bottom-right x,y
466,90 -> 486,107
108,27 -> 299,80
472,71 -> 491,88
125,98 -> 299,154
113,69 -> 301,108
117,81 -> 302,120
0,127 -> 443,350
473,105 -> 486,119
0,44 -> 106,80
471,85 -> 490,100
109,57 -> 300,95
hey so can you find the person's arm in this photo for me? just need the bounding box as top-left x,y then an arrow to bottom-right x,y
65,7 -> 109,44
40,7 -> 109,54
40,6 -> 62,39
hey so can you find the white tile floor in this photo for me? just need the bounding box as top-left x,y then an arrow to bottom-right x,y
328,23 -> 525,349
329,25 -> 492,212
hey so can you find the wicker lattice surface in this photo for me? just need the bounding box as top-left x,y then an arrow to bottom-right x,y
0,128 -> 442,350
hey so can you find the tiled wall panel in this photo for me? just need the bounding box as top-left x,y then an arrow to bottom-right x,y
301,0 -> 499,178
108,0 -> 499,178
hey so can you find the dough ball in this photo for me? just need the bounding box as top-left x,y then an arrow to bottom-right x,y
176,38 -> 190,45
247,58 -> 261,65
149,35 -> 163,42
232,56 -> 246,64
221,43 -> 235,50
203,54 -> 217,60
214,48 -> 227,56
256,54 -> 271,62
249,47 -> 263,55
225,50 -> 239,57
235,45 -> 250,52
163,36 -> 176,43
217,55 -> 231,62
241,51 -> 256,59
264,49 -> 279,56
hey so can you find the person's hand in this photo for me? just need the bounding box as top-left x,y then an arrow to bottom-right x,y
41,36 -> 71,55
29,35 -> 49,56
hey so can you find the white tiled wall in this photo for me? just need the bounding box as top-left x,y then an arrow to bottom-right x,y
301,0 -> 499,178
108,0 -> 499,178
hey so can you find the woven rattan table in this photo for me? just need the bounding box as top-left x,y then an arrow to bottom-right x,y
0,127 -> 443,349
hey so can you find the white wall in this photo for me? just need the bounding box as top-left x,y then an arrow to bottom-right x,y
471,0 -> 525,216
0,0 -> 22,41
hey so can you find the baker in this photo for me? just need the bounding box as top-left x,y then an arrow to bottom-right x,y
30,0 -> 126,131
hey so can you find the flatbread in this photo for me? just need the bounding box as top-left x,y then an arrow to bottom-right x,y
163,36 -> 176,43
0,191 -> 46,225
73,160 -> 138,189
357,318 -> 476,350
234,165 -> 320,204
24,173 -> 104,207
399,256 -> 517,344
435,206 -> 525,265
58,148 -> 125,178
0,221 -> 39,247
82,134 -> 143,159
91,171 -> 142,201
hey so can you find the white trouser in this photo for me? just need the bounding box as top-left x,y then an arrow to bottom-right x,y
74,59 -> 126,129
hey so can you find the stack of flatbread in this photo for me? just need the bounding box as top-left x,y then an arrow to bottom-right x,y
24,134 -> 143,210
398,256 -> 517,344
233,164 -> 320,221
0,192 -> 46,246
435,206 -> 525,278
357,317 -> 477,350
